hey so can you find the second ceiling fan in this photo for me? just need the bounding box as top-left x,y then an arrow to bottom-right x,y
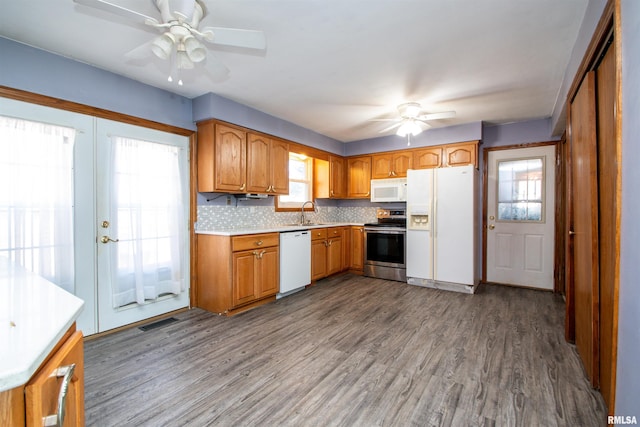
375,102 -> 456,137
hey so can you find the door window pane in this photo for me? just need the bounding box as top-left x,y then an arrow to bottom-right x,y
497,157 -> 544,221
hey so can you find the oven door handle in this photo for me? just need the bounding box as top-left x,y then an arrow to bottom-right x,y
364,229 -> 407,234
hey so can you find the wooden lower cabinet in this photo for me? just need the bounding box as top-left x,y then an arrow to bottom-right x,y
0,325 -> 84,427
311,229 -> 328,281
350,226 -> 365,273
310,227 -> 348,281
197,233 -> 279,315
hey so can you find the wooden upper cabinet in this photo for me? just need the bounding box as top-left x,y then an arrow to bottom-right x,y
443,141 -> 478,168
371,152 -> 412,178
413,147 -> 442,169
329,155 -> 347,198
246,133 -> 289,194
197,122 -> 247,193
269,139 -> 290,194
347,156 -> 372,198
215,124 -> 247,192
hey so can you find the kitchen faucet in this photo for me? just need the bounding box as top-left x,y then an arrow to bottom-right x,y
300,200 -> 317,224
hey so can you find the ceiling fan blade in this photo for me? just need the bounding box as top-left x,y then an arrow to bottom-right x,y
73,0 -> 158,26
420,111 -> 456,121
379,122 -> 403,133
202,27 -> 267,50
369,118 -> 400,122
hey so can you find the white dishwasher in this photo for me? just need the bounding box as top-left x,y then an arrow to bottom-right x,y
278,230 -> 311,298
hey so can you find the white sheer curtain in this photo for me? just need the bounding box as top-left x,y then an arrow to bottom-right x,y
0,115 -> 75,292
109,136 -> 186,308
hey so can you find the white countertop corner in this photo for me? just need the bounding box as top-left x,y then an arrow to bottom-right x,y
0,257 -> 84,392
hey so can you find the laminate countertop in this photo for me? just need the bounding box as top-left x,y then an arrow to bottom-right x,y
195,222 -> 362,236
0,256 -> 84,392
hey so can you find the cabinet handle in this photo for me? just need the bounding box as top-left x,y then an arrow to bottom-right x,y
328,240 -> 333,246
43,363 -> 76,427
239,183 -> 246,191
255,240 -> 263,246
359,228 -> 363,233
253,250 -> 266,259
260,250 -> 266,259
324,240 -> 329,247
330,190 -> 334,196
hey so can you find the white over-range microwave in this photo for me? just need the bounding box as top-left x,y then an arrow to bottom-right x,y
370,178 -> 407,202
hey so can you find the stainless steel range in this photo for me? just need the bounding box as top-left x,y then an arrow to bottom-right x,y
364,208 -> 407,282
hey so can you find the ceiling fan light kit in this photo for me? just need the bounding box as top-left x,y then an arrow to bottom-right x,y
73,0 -> 267,84
396,120 -> 423,137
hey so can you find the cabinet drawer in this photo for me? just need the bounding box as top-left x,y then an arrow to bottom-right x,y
310,228 -> 327,241
25,331 -> 84,427
232,233 -> 279,251
327,227 -> 343,238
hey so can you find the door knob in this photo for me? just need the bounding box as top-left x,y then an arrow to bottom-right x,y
488,224 -> 495,230
100,235 -> 119,244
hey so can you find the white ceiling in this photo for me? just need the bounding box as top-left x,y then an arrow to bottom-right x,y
0,0 -> 588,142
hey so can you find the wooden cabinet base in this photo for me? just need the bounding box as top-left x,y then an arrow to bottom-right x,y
0,325 -> 84,427
222,296 -> 276,316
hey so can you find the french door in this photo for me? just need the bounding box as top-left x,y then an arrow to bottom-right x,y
0,97 -> 189,335
96,119 -> 190,332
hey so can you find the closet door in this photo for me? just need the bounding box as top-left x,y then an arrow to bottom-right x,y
569,71 -> 599,387
595,39 -> 618,408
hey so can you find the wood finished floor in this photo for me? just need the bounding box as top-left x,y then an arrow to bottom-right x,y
84,274 -> 607,426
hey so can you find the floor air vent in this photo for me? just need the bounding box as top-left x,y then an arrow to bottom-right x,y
139,317 -> 178,331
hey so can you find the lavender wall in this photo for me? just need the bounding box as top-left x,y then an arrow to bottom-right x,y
0,37 -> 194,130
615,0 -> 640,416
193,92 -> 344,155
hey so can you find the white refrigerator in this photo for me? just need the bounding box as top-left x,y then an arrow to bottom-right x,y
406,164 -> 478,293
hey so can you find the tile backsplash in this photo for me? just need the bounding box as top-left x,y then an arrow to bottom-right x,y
196,205 -> 378,230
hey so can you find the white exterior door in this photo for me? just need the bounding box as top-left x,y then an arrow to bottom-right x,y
96,119 -> 190,332
486,145 -> 556,289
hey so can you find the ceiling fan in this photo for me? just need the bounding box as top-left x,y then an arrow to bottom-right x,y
375,102 -> 456,137
73,0 -> 266,84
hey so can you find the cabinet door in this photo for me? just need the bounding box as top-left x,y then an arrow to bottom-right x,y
25,331 -> 84,427
246,133 -> 271,193
329,156 -> 347,198
215,124 -> 247,192
347,156 -> 372,198
413,147 -> 442,169
270,139 -> 290,194
391,152 -> 412,177
232,250 -> 257,307
311,239 -> 327,280
326,237 -> 343,276
443,142 -> 477,167
371,154 -> 394,179
350,226 -> 365,271
341,227 -> 351,271
257,247 -> 279,297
